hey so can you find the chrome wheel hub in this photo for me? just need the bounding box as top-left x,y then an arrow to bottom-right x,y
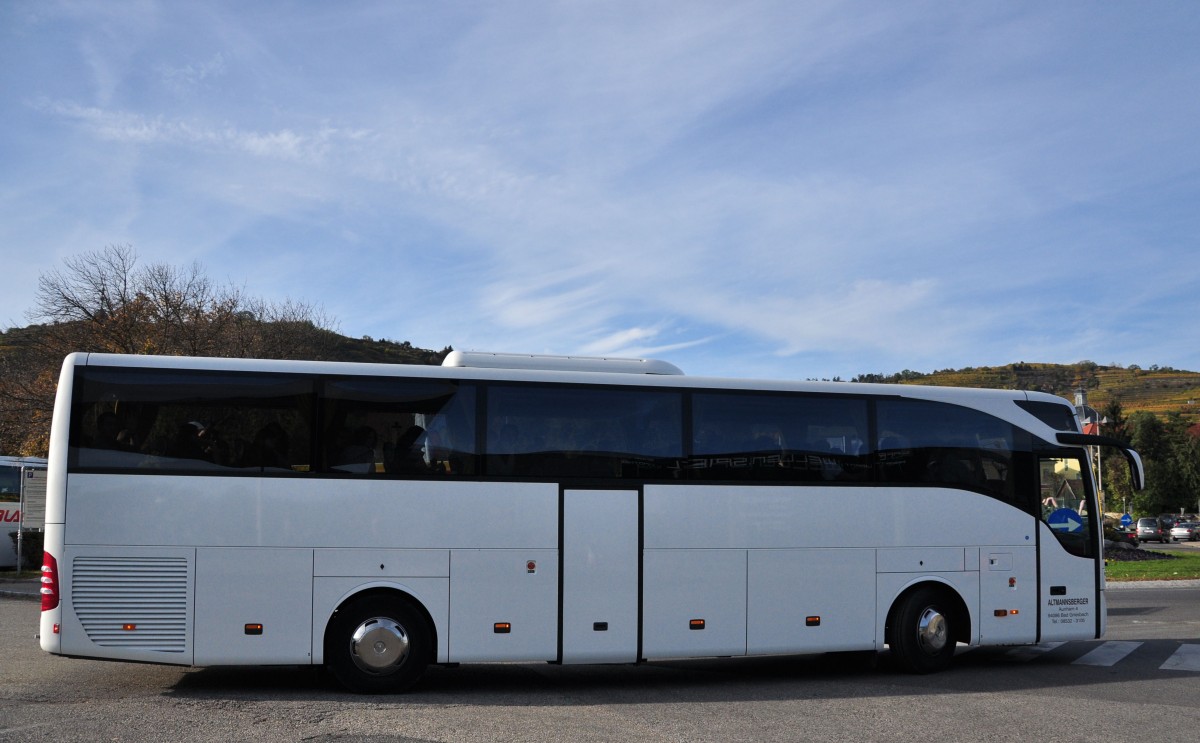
916,607 -> 948,654
349,617 -> 410,673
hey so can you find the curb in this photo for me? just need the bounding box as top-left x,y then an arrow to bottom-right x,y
1107,579 -> 1200,590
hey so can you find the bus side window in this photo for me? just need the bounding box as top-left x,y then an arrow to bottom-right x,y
332,425 -> 379,474
875,399 -> 1015,503
485,385 -> 682,479
320,377 -> 476,477
69,368 -> 314,474
690,392 -> 869,482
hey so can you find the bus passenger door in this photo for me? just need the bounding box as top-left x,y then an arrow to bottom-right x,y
560,489 -> 640,663
1037,454 -> 1103,641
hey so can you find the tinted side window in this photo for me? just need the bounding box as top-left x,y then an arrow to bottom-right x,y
688,393 -> 870,482
486,385 -> 682,479
321,378 -> 476,476
1016,400 -> 1080,432
876,399 -> 1015,503
1039,454 -> 1094,558
0,467 -> 19,500
70,368 -> 314,474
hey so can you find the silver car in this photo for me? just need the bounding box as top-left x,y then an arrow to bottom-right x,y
1137,517 -> 1171,543
1170,522 -> 1199,541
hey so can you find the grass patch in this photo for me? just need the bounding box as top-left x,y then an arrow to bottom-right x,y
1105,550 -> 1200,581
0,569 -> 40,580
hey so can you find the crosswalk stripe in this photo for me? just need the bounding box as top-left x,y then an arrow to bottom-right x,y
1072,641 -> 1142,666
1160,644 -> 1200,672
996,641 -> 1200,672
1004,642 -> 1065,661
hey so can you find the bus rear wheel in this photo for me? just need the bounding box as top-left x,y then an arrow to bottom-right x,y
326,595 -> 431,693
887,586 -> 957,674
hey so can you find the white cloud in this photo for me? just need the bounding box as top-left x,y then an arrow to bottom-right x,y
157,53 -> 227,95
36,100 -> 374,165
578,325 -> 669,357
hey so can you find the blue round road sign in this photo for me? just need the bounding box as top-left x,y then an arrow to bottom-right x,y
1048,508 -> 1084,533
1120,513 -> 1133,527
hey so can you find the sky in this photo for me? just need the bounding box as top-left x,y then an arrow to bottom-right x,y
2,1 -> 1198,381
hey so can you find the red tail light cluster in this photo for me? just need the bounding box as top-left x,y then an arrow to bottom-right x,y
41,552 -> 59,612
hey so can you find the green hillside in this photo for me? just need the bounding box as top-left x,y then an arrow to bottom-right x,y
878,362 -> 1200,423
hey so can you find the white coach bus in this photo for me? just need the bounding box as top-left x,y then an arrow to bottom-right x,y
38,351 -> 1144,692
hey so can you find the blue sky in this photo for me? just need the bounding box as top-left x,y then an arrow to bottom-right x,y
2,1 -> 1198,381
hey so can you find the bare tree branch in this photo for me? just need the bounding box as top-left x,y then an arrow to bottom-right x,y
4,245 -> 343,455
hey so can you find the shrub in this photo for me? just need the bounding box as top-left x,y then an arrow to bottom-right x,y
7,529 -> 43,568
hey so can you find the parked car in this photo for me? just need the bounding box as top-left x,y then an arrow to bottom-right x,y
1105,525 -> 1139,548
1170,522 -> 1199,541
1137,517 -> 1173,543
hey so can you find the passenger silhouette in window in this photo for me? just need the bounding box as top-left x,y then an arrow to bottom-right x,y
385,424 -> 427,473
248,422 -> 290,471
336,426 -> 378,474
93,412 -> 133,451
168,421 -> 210,462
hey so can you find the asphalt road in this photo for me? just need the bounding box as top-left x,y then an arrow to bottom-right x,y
2,586 -> 1198,742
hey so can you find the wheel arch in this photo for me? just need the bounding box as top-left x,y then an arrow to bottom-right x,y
317,585 -> 440,666
884,579 -> 972,648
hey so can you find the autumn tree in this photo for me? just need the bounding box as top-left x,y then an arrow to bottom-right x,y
30,245 -> 336,357
0,245 -> 339,456
0,331 -> 56,457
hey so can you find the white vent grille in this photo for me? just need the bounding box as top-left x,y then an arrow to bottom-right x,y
72,556 -> 189,653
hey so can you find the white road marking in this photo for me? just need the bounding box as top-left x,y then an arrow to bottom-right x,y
1004,642 -> 1065,661
1160,644 -> 1200,672
1072,641 -> 1142,666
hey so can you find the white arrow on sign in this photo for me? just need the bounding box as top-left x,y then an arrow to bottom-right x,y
1051,516 -> 1082,532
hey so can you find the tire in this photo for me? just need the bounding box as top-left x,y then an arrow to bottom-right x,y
887,586 -> 958,674
325,595 -> 431,694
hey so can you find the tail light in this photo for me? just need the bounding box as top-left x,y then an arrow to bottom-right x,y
41,552 -> 59,612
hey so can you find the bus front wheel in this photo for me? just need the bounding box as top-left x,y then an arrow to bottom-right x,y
326,595 -> 431,693
887,586 -> 957,674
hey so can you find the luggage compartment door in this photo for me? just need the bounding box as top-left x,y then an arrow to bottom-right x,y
561,489 -> 639,663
